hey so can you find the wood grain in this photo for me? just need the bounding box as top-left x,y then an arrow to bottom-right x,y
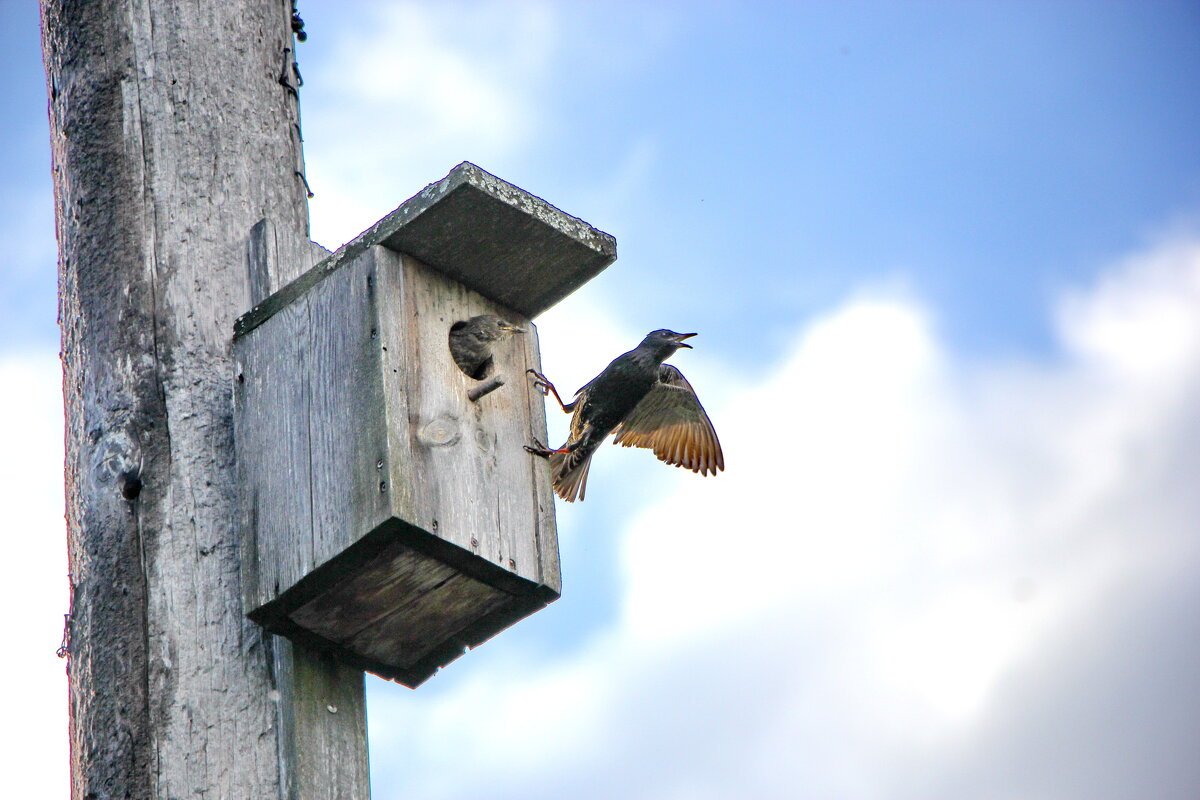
238,244 -> 562,686
236,162 -> 618,339
43,1 -> 366,798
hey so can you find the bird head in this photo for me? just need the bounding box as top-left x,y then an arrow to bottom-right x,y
640,329 -> 697,359
463,314 -> 526,342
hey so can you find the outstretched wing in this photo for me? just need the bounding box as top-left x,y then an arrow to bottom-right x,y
611,364 -> 724,476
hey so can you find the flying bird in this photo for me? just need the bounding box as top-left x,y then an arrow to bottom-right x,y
448,314 -> 525,379
525,329 -> 724,502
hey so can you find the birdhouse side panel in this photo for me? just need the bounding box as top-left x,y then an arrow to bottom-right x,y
305,248 -> 393,572
518,330 -> 561,595
235,300 -> 316,613
373,249 -> 559,592
235,248 -> 396,613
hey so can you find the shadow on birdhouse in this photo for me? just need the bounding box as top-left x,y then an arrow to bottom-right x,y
233,163 -> 616,687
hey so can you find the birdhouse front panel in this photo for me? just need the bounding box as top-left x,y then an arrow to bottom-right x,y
235,244 -> 559,687
378,247 -> 559,584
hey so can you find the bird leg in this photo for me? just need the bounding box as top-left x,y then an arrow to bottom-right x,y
527,369 -> 574,413
523,438 -> 573,458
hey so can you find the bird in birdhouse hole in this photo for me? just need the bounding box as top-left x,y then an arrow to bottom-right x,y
449,314 -> 525,380
525,329 -> 724,502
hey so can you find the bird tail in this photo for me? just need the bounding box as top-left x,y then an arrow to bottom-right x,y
550,449 -> 593,503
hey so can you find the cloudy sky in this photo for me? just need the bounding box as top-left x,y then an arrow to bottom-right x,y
4,1 -> 1200,798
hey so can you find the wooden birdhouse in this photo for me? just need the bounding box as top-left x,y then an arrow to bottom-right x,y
233,162 -> 615,687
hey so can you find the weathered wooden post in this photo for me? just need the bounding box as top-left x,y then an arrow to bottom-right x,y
45,1 -> 366,797
234,162 -> 616,686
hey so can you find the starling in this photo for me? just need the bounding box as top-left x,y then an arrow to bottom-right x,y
526,329 -> 724,502
448,314 -> 525,379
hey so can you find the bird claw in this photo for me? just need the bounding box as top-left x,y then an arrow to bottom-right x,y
526,368 -> 552,396
524,438 -> 572,458
526,368 -> 573,413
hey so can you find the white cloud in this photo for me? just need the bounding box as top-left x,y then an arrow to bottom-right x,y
368,237 -> 1200,800
0,352 -> 69,800
302,0 -> 559,248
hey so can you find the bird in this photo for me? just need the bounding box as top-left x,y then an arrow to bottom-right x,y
448,314 -> 525,379
525,329 -> 723,502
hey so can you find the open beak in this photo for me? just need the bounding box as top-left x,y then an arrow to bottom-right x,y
674,332 -> 698,349
500,323 -> 526,335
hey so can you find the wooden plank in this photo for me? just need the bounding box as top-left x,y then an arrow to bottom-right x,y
521,324 -> 563,594
236,297 -> 314,612
288,541 -> 460,644
239,245 -> 396,605
272,640 -> 370,800
395,253 -> 546,585
373,246 -> 419,522
343,574 -> 511,669
306,247 -> 392,572
234,162 -> 618,338
378,163 -> 617,316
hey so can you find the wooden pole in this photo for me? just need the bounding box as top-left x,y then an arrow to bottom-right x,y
41,1 -> 369,797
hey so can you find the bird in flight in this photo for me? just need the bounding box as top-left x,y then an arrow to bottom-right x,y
525,329 -> 723,502
448,314 -> 525,379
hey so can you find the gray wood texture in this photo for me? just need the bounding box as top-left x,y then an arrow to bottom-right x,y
235,245 -> 562,685
42,1 -> 368,798
387,248 -> 554,582
235,161 -> 617,338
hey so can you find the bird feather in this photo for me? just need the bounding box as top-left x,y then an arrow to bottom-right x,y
611,364 -> 725,475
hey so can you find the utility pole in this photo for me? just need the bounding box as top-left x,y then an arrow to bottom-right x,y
42,2 -> 369,798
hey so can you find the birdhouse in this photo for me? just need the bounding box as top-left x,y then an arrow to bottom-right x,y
233,162 -> 616,687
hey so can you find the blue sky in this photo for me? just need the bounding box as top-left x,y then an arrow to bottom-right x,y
4,2 -> 1200,798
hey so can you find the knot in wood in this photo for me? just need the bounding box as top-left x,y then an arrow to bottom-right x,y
417,417 -> 460,447
90,429 -> 142,500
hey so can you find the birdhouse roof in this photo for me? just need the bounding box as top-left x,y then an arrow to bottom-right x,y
236,162 -> 616,338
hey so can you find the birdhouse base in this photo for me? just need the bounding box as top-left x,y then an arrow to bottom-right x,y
249,518 -> 556,687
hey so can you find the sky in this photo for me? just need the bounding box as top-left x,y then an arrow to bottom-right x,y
4,1 -> 1200,798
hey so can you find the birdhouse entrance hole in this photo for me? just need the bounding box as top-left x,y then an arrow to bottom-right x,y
449,319 -> 492,379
